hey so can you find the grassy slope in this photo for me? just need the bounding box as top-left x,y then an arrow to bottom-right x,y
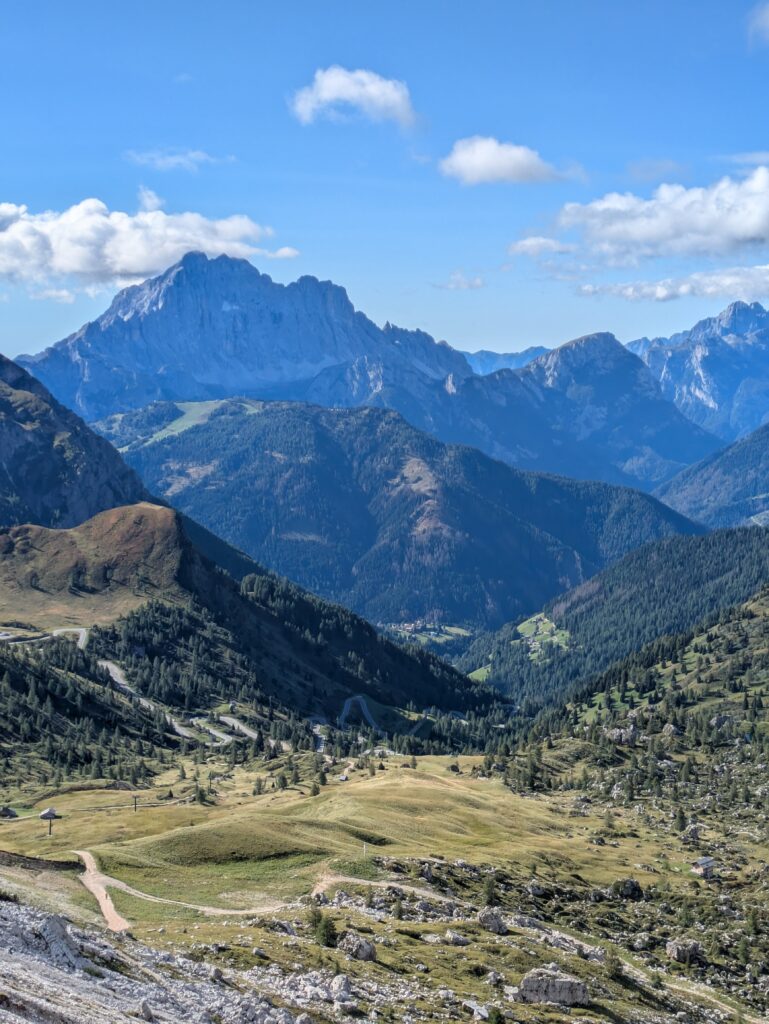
1,746 -> 765,1022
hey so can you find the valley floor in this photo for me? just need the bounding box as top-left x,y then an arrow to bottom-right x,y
0,750 -> 765,1023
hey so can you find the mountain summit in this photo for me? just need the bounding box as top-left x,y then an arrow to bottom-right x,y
21,253 -> 718,488
20,252 -> 471,421
628,300 -> 769,440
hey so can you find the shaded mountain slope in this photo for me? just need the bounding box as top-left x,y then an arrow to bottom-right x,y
461,526 -> 769,709
106,400 -> 702,628
0,501 -> 482,715
655,421 -> 769,527
0,353 -> 148,528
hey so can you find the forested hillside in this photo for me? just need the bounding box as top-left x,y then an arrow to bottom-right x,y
462,527 -> 769,711
0,636 -> 167,786
656,420 -> 769,527
106,399 -> 702,628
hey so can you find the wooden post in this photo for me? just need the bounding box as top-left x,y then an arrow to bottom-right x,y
48,818 -> 52,837
133,795 -> 139,813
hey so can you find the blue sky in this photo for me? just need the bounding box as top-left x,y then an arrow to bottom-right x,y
4,0 -> 769,356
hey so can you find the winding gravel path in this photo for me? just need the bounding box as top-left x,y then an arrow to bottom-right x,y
74,850 -> 130,933
74,850 -> 284,930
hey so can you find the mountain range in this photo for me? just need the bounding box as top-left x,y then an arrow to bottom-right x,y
629,300 -> 769,440
21,252 -> 719,489
97,398 -> 701,629
0,352 -> 487,723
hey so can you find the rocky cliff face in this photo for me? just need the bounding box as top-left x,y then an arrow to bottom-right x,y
516,332 -> 719,485
20,252 -> 471,421
0,354 -> 149,528
629,300 -> 769,440
21,253 -> 718,488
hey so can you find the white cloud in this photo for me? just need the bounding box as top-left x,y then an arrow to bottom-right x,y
508,236 -> 576,257
269,246 -> 301,259
439,136 -> 559,185
137,186 -> 164,211
436,270 -> 485,291
559,166 -> 769,262
0,194 -> 299,295
581,264 -> 769,302
291,65 -> 415,126
749,2 -> 769,43
125,148 -> 231,172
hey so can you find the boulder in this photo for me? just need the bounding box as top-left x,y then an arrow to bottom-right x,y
330,974 -> 352,1001
612,877 -> 643,900
666,938 -> 703,964
461,1000 -> 489,1020
514,965 -> 589,1006
478,907 -> 507,935
338,931 -> 377,962
444,929 -> 470,946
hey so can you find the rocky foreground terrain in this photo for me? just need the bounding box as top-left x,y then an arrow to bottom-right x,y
0,868 -> 751,1024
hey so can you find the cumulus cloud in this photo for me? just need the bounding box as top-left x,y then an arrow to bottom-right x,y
508,236 -> 576,257
581,264 -> 769,302
439,136 -> 560,185
125,148 -> 231,172
749,2 -> 769,43
559,166 -> 769,262
0,194 -> 298,295
291,65 -> 415,126
436,270 -> 485,291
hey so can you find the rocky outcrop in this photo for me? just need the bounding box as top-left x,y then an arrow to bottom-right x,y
0,899 -> 303,1024
478,907 -> 507,935
666,938 -> 704,964
612,878 -> 643,900
337,930 -> 377,961
513,965 -> 589,1006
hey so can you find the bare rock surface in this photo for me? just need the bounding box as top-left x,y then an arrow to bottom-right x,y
513,964 -> 589,1006
0,899 -> 303,1024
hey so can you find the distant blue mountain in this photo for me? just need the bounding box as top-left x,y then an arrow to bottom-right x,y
462,346 -> 548,374
20,252 -> 718,489
628,301 -> 769,441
